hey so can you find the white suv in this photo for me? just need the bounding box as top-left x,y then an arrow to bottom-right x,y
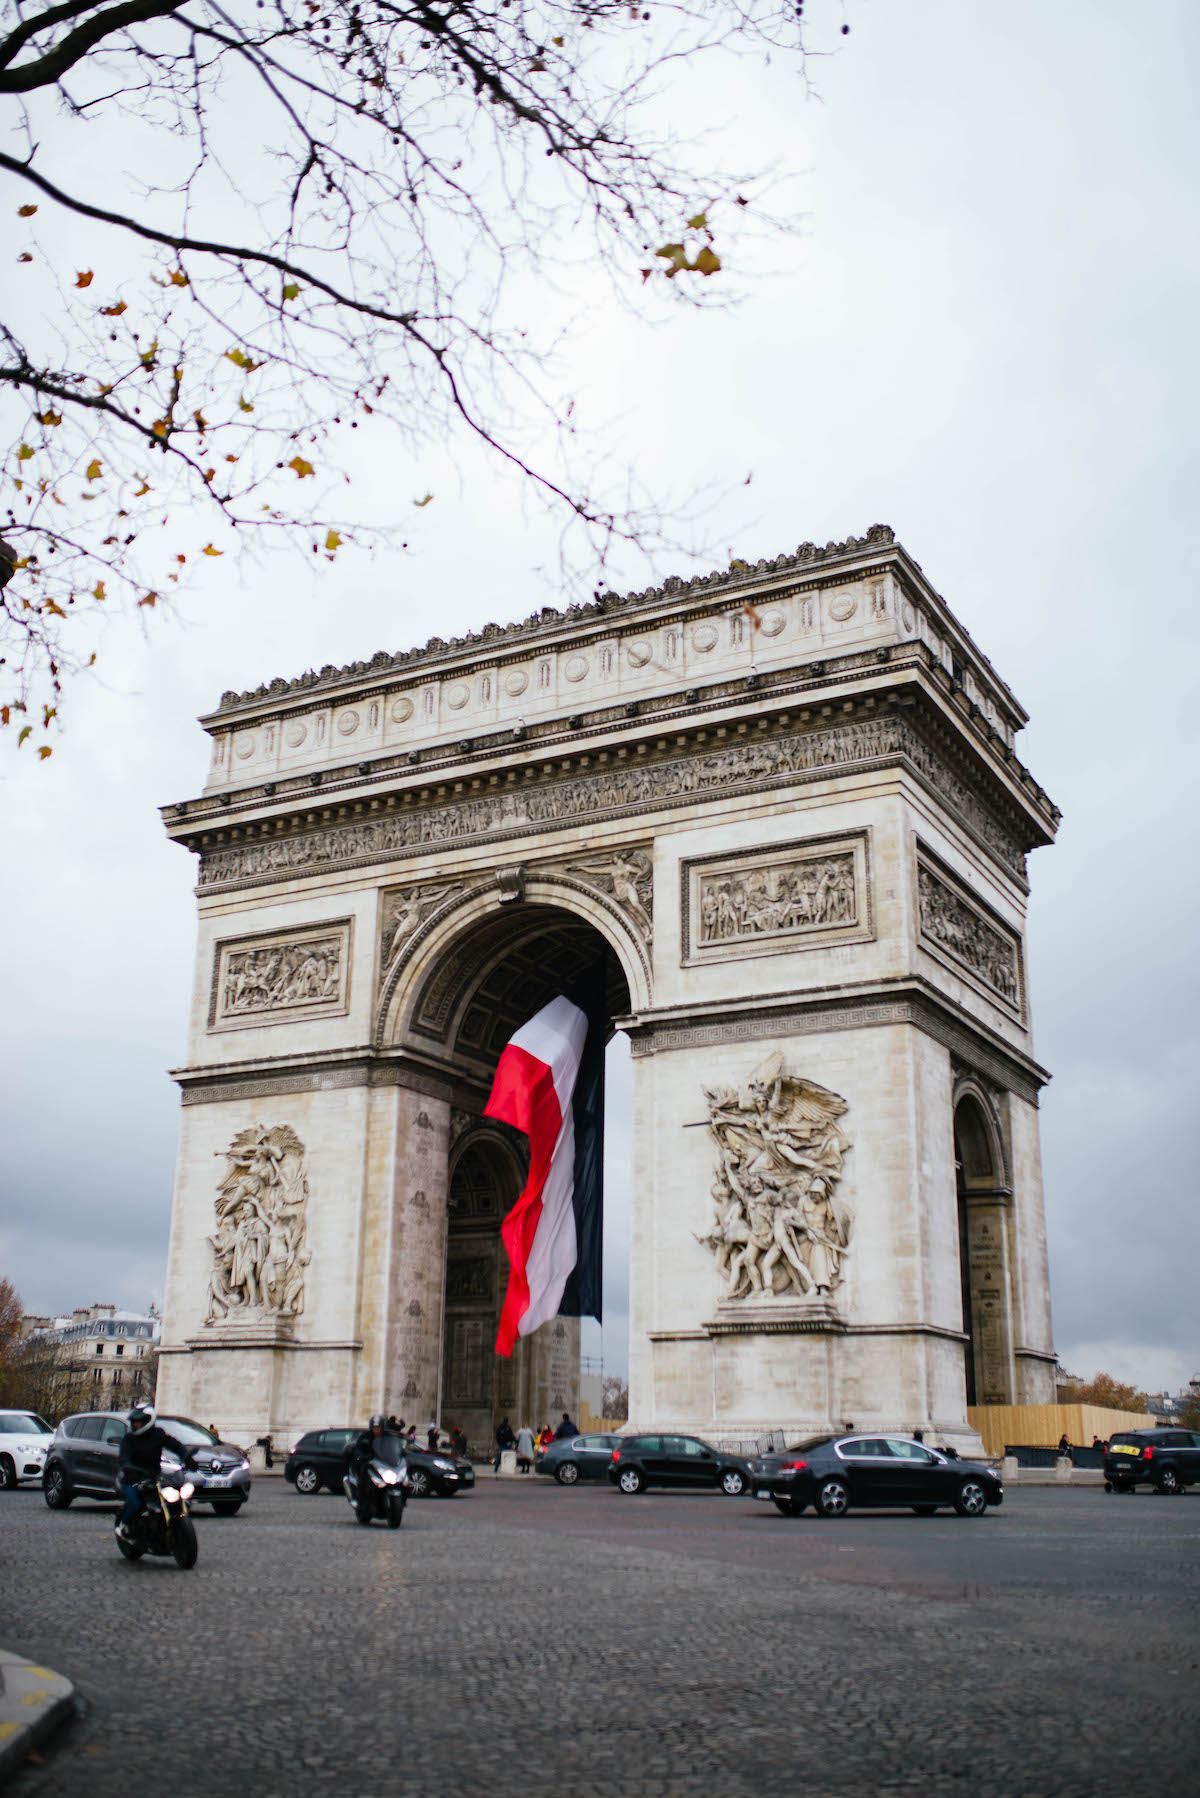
0,1409 -> 53,1489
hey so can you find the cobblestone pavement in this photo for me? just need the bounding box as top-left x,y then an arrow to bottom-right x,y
2,1480 -> 1196,1797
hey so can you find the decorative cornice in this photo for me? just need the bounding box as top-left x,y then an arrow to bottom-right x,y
624,978 -> 1048,1104
173,1048 -> 456,1107
192,709 -> 1032,898
211,525 -> 901,716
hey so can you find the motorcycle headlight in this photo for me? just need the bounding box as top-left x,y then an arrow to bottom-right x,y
180,1481 -> 195,1500
379,1467 -> 399,1484
161,1486 -> 181,1503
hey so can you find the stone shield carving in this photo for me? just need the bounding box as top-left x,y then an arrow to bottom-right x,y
205,1124 -> 311,1323
697,1055 -> 853,1301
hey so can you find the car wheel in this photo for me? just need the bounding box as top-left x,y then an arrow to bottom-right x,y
43,1465 -> 73,1509
954,1478 -> 989,1517
0,1455 -> 16,1491
171,1517 -> 199,1570
720,1468 -> 746,1497
408,1468 -> 430,1498
293,1464 -> 321,1495
912,1504 -> 939,1516
555,1462 -> 580,1486
618,1466 -> 645,1494
211,1501 -> 243,1517
815,1478 -> 849,1518
1157,1467 -> 1181,1496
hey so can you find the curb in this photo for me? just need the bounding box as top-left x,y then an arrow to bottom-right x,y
0,1649 -> 76,1784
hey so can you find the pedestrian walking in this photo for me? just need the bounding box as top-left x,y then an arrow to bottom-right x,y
516,1423 -> 535,1472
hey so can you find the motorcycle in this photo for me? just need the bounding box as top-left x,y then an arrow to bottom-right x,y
115,1475 -> 199,1569
343,1450 -> 408,1529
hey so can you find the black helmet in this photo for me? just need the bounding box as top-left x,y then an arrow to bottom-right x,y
128,1402 -> 155,1434
369,1412 -> 385,1431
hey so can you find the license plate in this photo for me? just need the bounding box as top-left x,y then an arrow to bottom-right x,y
1109,1444 -> 1139,1455
755,1488 -> 772,1500
206,1476 -> 232,1486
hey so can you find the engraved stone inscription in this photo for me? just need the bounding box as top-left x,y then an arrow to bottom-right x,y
696,1055 -> 853,1302
917,859 -> 1021,1009
205,1124 -> 311,1324
211,922 -> 351,1029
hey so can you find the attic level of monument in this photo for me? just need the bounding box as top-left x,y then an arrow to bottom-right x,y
185,532 -> 1050,813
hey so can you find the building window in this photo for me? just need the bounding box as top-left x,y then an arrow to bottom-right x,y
93,1368 -> 103,1383
115,1344 -> 124,1356
136,1346 -> 144,1358
95,1343 -> 104,1355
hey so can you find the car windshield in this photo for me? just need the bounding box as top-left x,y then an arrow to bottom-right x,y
159,1417 -> 220,1446
0,1412 -> 51,1434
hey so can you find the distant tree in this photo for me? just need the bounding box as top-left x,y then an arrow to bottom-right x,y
1057,1371 -> 1152,1413
1174,1384 -> 1200,1432
601,1373 -> 628,1421
0,1277 -> 24,1403
1,1 -> 847,752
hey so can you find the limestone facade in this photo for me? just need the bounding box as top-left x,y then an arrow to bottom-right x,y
157,526 -> 1060,1450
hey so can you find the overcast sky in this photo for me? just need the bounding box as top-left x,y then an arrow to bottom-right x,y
2,2 -> 1196,1397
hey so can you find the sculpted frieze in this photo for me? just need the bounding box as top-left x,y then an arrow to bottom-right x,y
917,860 -> 1022,1011
696,1055 -> 853,1302
205,1124 -> 311,1325
683,832 -> 871,964
378,881 -> 460,985
197,714 -> 1026,893
210,922 -> 351,1029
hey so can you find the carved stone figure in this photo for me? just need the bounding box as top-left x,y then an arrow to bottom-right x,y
697,851 -> 856,945
220,935 -> 342,1016
568,848 -> 653,942
918,865 -> 1020,1006
205,1124 -> 311,1323
379,882 -> 456,977
697,1055 -> 853,1300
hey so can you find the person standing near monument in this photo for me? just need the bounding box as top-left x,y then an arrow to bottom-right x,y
494,1416 -> 515,1471
515,1424 -> 535,1473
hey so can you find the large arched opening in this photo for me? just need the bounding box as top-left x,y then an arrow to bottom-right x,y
953,1088 -> 1012,1408
385,890 -> 637,1452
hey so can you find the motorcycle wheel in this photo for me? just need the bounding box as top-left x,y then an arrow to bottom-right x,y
171,1516 -> 199,1570
116,1534 -> 145,1560
355,1502 -> 373,1526
387,1492 -> 404,1530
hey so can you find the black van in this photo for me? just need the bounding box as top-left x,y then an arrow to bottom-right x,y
1104,1428 -> 1200,1494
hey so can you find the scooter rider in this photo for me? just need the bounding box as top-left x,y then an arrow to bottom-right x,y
349,1412 -> 392,1495
117,1403 -> 191,1542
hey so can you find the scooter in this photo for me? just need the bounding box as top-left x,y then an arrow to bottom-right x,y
115,1476 -> 199,1569
343,1453 -> 408,1529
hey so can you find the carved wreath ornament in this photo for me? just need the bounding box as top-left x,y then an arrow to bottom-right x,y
697,1055 -> 853,1301
205,1124 -> 311,1323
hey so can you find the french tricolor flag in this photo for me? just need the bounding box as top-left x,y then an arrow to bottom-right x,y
485,993 -> 601,1356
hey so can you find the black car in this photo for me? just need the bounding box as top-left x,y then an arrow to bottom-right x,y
750,1432 -> 1003,1518
285,1428 -> 474,1498
42,1410 -> 252,1515
1104,1428 -> 1200,1495
606,1434 -> 753,1495
535,1433 -> 622,1485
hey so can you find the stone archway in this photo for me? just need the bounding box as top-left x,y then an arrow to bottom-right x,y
953,1086 -> 1014,1407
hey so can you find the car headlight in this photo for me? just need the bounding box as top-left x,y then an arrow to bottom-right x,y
238,1457 -> 250,1470
432,1457 -> 454,1472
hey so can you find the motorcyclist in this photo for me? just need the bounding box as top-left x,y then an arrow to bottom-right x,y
349,1412 -> 393,1500
116,1403 -> 191,1542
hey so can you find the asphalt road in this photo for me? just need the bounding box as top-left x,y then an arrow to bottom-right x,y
2,1477 -> 1197,1797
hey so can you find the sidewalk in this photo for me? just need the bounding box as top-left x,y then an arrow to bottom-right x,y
0,1648 -> 75,1783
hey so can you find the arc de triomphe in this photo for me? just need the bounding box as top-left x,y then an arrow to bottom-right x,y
156,525 -> 1059,1450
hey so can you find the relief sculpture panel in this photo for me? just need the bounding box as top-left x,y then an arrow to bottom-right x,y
210,922 -> 351,1030
682,832 -> 872,964
205,1124 -> 311,1324
916,853 -> 1022,1014
697,1055 -> 853,1302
